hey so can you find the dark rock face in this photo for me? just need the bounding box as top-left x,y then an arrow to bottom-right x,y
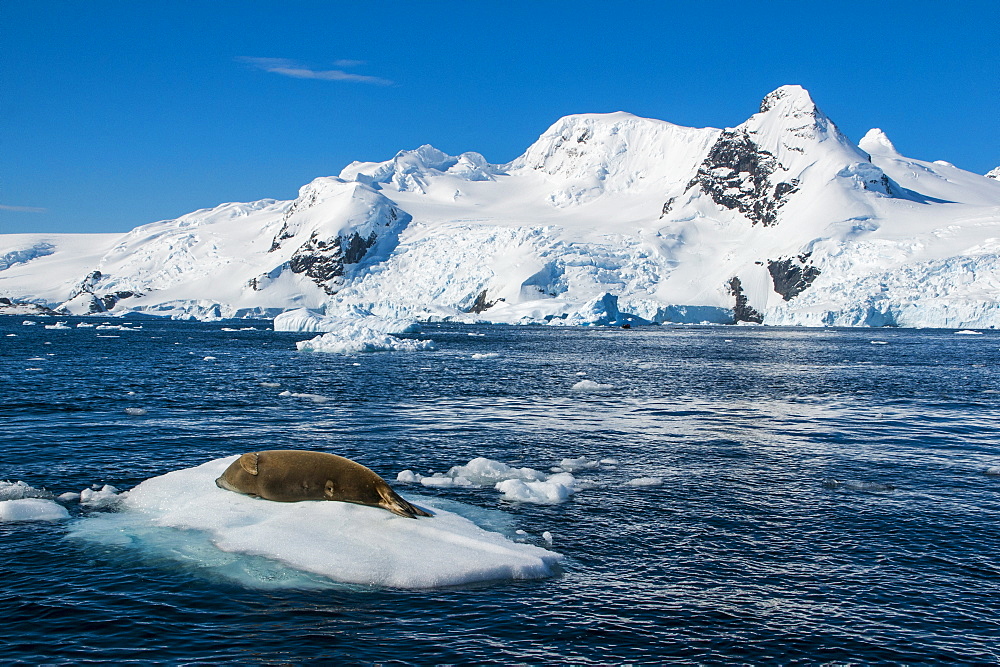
100,291 -> 139,310
767,253 -> 821,301
66,270 -> 141,312
467,290 -> 497,313
687,129 -> 799,226
288,231 -> 378,294
728,276 -> 763,323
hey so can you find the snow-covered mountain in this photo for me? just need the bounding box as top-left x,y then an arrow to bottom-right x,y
4,84 -> 1000,328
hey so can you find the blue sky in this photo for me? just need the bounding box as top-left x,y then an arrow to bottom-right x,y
3,0 -> 998,234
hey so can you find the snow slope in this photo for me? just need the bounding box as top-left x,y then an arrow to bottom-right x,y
3,85 -> 1000,328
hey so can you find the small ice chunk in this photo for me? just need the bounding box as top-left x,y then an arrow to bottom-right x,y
542,531 -> 553,544
396,470 -> 425,483
956,330 -> 983,335
444,458 -> 546,485
76,322 -> 95,328
0,480 -> 54,501
600,458 -> 619,465
44,322 -> 70,330
471,352 -> 499,359
0,498 -> 70,522
624,476 -> 663,487
558,456 -> 600,472
571,379 -> 614,392
984,466 -> 1000,476
420,475 -> 474,488
6,334 -> 15,337
124,407 -> 148,416
22,320 -> 37,326
259,382 -> 281,388
80,484 -> 122,509
278,391 -> 332,403
870,341 -> 889,345
496,473 -> 576,504
576,371 -> 587,376
203,356 -> 217,361
58,492 -> 81,502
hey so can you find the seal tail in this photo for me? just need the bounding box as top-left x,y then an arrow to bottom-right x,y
379,487 -> 434,519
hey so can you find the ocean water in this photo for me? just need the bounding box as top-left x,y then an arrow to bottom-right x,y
3,317 -> 1000,663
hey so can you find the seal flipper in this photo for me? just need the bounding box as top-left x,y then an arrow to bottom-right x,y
239,452 -> 259,475
378,486 -> 434,519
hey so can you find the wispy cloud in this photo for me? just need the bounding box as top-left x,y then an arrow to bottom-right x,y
0,204 -> 47,213
238,57 -> 393,86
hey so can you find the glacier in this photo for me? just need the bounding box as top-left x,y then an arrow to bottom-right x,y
3,84 -> 1000,329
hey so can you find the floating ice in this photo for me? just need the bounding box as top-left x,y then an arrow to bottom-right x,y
624,476 -> 664,487
496,473 -> 576,504
956,330 -> 983,335
80,484 -> 123,509
0,498 -> 69,522
822,479 -> 895,492
555,456 -> 600,472
471,352 -> 500,359
203,356 -> 217,361
76,322 -> 95,328
5,333 -> 15,337
984,466 -> 1000,476
401,457 -> 580,505
278,390 -> 332,403
296,327 -> 437,355
571,379 -> 614,392
259,382 -> 281,388
69,457 -> 561,589
21,320 -> 36,326
44,322 -> 70,330
0,480 -> 54,501
124,407 -> 148,416
58,492 -> 80,502
870,341 -> 889,345
274,309 -> 421,335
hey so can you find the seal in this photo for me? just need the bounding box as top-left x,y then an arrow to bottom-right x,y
215,450 -> 432,518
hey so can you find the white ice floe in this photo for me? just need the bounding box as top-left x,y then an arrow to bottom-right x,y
554,456 -> 600,472
571,379 -> 614,392
955,330 -> 983,335
21,320 -> 36,326
274,309 -> 421,335
0,498 -> 69,522
68,456 -> 561,589
278,390 -> 332,403
0,480 -> 54,501
203,356 -> 217,361
44,322 -> 70,330
984,466 -> 1000,476
296,324 -> 437,354
471,352 -> 500,359
124,407 -> 148,416
496,473 -> 577,504
259,382 -> 281,388
400,457 -> 580,505
76,322 -> 95,328
624,476 -> 664,487
80,484 -> 123,509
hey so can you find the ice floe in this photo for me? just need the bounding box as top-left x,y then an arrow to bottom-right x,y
471,352 -> 500,359
955,330 -> 984,335
278,390 -> 333,403
624,476 -> 664,487
399,457 -> 581,505
0,498 -> 69,522
296,329 -> 437,354
0,481 -> 68,522
571,379 -> 614,392
124,407 -> 148,416
80,484 -> 123,509
67,456 -> 561,589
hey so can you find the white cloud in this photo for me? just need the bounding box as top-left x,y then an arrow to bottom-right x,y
0,205 -> 46,213
238,57 -> 392,86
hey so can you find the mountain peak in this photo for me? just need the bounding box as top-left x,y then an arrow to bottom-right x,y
987,166 -> 1000,180
859,128 -> 899,156
758,85 -> 818,115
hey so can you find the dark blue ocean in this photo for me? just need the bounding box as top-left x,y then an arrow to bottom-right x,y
3,316 -> 1000,664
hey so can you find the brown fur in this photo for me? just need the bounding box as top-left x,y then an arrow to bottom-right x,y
215,450 -> 432,518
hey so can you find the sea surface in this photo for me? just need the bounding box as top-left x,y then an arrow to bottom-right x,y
3,317 -> 1000,664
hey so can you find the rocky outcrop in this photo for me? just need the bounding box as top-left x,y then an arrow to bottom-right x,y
686,129 -> 799,226
288,230 -> 379,294
767,253 -> 821,301
728,276 -> 763,323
